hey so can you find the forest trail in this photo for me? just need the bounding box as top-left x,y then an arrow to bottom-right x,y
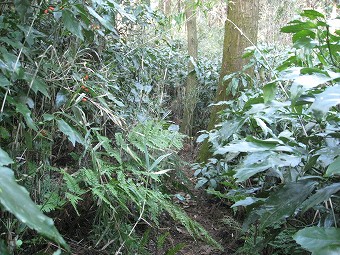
159,142 -> 241,255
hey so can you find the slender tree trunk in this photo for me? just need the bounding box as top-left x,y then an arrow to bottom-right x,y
165,0 -> 171,15
180,0 -> 198,136
199,0 -> 259,162
158,0 -> 164,12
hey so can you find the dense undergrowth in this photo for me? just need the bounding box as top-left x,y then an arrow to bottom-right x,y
196,9 -> 340,255
1,1 -> 340,255
0,1 -> 218,254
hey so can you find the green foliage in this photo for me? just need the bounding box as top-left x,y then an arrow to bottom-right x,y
294,227 -> 340,255
0,0 -> 221,253
0,157 -> 68,250
196,9 -> 340,254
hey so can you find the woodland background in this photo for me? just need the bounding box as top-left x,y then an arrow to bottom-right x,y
0,0 -> 340,254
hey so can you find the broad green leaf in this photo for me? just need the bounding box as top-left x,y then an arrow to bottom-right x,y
259,181 -> 316,231
246,136 -> 282,145
0,127 -> 10,140
292,29 -> 316,43
325,157 -> 340,176
231,197 -> 265,208
86,6 -> 116,32
263,82 -> 277,103
43,114 -> 54,121
214,141 -> 273,154
196,133 -> 208,143
293,37 -> 317,50
294,227 -> 340,255
310,85 -> 340,117
0,148 -> 13,166
294,95 -> 315,106
254,117 -> 270,136
300,9 -> 325,20
300,67 -> 328,75
281,20 -> 318,33
195,177 -> 208,189
31,77 -> 50,98
56,119 -> 84,146
0,167 -> 68,249
233,151 -> 300,181
218,119 -> 246,141
234,161 -> 271,182
317,146 -> 340,168
0,75 -> 10,88
0,48 -> 21,74
301,183 -> 340,212
290,74 -> 340,101
293,73 -> 331,89
15,103 -> 38,131
62,10 -> 84,40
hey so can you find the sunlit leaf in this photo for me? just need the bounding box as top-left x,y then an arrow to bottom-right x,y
149,153 -> 172,172
231,197 -> 265,208
56,119 -> 84,146
325,157 -> 340,176
0,75 -> 10,88
254,117 -> 270,136
300,9 -> 325,20
55,91 -> 68,109
281,20 -> 318,33
293,37 -> 317,49
195,177 -> 208,189
310,85 -> 340,117
0,148 -> 13,166
294,227 -> 340,255
234,161 -> 271,182
263,82 -> 277,103
0,167 -> 68,249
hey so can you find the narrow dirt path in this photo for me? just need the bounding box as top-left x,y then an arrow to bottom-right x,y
160,144 -> 242,254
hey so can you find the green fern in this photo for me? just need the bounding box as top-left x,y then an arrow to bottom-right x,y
128,120 -> 184,153
40,192 -> 66,213
57,119 -> 220,253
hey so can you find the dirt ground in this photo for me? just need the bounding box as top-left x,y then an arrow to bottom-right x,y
155,143 -> 242,255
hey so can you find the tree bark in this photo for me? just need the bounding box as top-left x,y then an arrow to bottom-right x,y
199,0 -> 259,162
180,0 -> 198,136
165,0 -> 171,15
158,0 -> 164,12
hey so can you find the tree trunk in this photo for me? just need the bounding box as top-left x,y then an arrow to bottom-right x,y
180,0 -> 198,136
199,0 -> 259,162
165,0 -> 171,15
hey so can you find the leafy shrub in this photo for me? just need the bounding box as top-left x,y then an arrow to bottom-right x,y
196,9 -> 340,254
0,1 -> 221,253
